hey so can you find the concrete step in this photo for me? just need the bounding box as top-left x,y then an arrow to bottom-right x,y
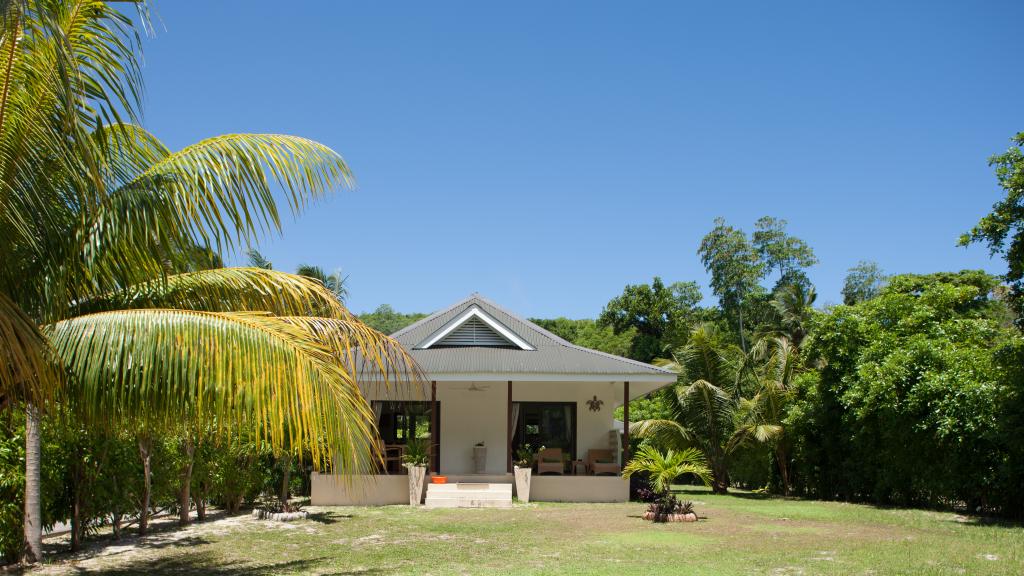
425,482 -> 513,508
424,498 -> 512,508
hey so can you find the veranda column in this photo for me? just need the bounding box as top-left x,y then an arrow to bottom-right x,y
431,381 -> 438,474
623,381 -> 630,465
507,381 -> 513,473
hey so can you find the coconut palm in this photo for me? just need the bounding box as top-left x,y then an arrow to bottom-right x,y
246,250 -> 349,305
730,337 -> 800,494
296,264 -> 349,304
632,323 -> 743,493
767,283 -> 816,348
0,1 -> 418,562
622,444 -> 712,494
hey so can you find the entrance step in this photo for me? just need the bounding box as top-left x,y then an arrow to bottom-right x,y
424,482 -> 513,508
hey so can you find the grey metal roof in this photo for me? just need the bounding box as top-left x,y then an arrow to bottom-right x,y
367,293 -> 675,382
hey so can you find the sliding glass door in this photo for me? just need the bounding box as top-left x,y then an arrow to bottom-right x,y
511,402 -> 576,462
374,401 -> 439,473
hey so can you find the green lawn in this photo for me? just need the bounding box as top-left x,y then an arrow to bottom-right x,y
36,487 -> 1024,575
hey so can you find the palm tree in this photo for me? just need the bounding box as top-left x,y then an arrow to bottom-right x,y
632,323 -> 743,493
295,264 -> 349,305
247,250 -> 350,305
1,2 -> 418,562
731,337 -> 799,494
768,283 -> 816,348
622,444 -> 712,494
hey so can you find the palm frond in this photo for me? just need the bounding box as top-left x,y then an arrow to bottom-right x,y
0,292 -> 57,406
630,418 -> 692,451
76,134 -> 355,293
72,267 -> 351,319
279,316 -> 426,391
45,309 -> 380,473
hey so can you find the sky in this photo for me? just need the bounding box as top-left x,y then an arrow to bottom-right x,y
136,1 -> 1024,318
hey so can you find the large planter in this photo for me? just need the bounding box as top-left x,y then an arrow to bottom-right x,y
642,511 -> 698,523
406,464 -> 426,506
513,466 -> 532,503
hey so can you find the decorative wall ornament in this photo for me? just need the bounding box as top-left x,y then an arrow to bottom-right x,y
586,395 -> 604,412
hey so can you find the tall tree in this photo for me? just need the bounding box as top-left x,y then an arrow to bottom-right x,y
960,132 -> 1024,327
841,260 -> 886,305
699,219 -> 765,352
752,217 -> 818,290
597,277 -> 702,361
0,1 -> 417,561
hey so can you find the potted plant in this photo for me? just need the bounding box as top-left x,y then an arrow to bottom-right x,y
402,438 -> 430,506
513,443 -> 535,503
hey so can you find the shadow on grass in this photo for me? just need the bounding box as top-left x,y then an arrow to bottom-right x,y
52,552 -> 384,575
670,487 -> 775,500
306,511 -> 352,525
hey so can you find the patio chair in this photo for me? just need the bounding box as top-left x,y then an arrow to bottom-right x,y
536,448 -> 565,475
586,449 -> 621,476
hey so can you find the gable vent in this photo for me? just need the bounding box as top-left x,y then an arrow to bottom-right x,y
434,316 -> 515,348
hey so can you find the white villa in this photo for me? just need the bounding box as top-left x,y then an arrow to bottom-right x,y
311,294 -> 677,506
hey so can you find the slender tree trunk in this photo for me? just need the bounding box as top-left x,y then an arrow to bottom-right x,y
776,445 -> 791,496
71,447 -> 82,552
178,438 -> 194,527
110,472 -> 121,540
279,455 -> 291,512
137,436 -> 152,536
737,304 -> 748,353
23,404 -> 42,564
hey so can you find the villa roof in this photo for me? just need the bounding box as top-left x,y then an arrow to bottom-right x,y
370,293 -> 676,383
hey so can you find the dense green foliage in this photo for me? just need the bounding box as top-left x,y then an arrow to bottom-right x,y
787,271 -> 1024,515
359,304 -> 428,335
961,132 -> 1024,327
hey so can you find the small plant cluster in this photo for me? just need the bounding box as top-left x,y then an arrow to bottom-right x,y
629,474 -> 658,502
646,493 -> 695,522
514,444 -> 536,468
401,438 -> 430,467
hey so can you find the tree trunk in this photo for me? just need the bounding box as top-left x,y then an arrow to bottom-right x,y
776,445 -> 792,496
178,438 -> 194,527
23,404 -> 42,564
137,436 -> 152,536
712,459 -> 730,494
194,480 -> 206,521
71,447 -> 82,552
737,304 -> 748,353
279,455 -> 291,512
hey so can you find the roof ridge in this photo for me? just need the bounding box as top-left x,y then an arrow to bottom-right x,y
386,293 -> 481,338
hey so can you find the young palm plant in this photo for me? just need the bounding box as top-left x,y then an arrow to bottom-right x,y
632,323 -> 744,493
622,444 -> 711,494
0,1 -> 419,562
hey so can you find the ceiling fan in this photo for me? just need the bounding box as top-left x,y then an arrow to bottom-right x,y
451,383 -> 490,392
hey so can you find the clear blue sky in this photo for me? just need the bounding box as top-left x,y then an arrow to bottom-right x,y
137,1 -> 1023,318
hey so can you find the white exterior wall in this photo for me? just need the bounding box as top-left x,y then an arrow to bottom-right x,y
362,380 -> 625,475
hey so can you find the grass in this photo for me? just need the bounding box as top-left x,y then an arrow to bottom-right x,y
34,486 -> 1024,575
